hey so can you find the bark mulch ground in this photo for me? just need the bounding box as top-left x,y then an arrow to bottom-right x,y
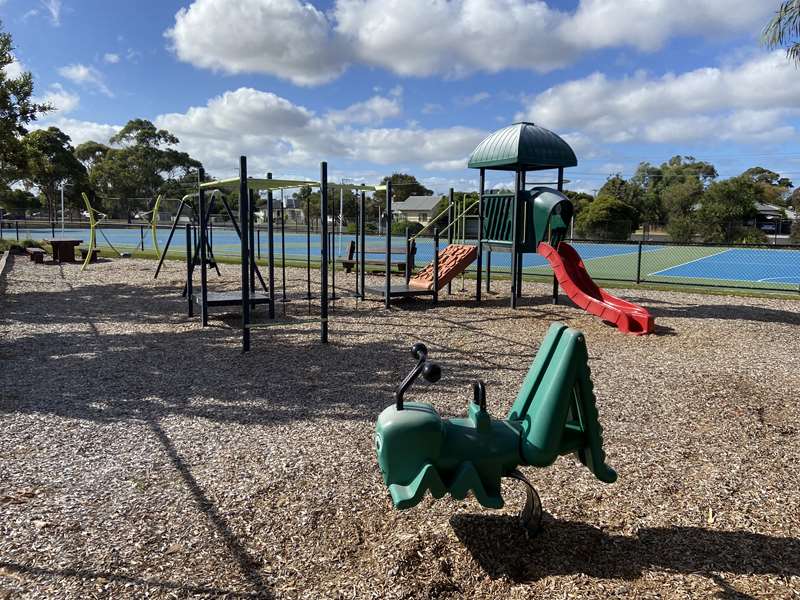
1,257 -> 799,599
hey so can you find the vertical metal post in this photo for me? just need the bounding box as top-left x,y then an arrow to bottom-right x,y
257,228 -> 261,259
553,168 -> 564,305
51,222 -> 55,238
248,190 -> 255,295
186,223 -> 193,317
198,168 -> 209,327
320,162 -> 329,344
267,174 -> 275,319
306,192 -> 313,300
447,188 -> 454,295
329,229 -> 337,301
239,157 -> 251,352
405,227 -> 411,284
510,171 -> 519,309
636,241 -> 643,285
359,191 -> 366,300
433,227 -> 440,304
16,222 -> 19,241
486,249 -> 491,292
140,225 -> 144,251
355,193 -> 360,298
280,201 -> 288,303
385,181 -> 392,309
477,170 -> 484,303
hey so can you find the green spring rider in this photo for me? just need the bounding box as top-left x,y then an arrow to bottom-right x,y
375,323 -> 617,532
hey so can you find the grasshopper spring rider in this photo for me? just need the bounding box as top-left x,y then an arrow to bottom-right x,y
375,323 -> 617,532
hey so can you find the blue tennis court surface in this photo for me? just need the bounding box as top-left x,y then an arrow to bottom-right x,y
650,248 -> 800,284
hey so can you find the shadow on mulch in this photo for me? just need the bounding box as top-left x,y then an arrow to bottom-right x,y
452,513 -> 799,598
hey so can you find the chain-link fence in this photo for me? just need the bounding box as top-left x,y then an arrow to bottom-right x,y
3,219 -> 798,295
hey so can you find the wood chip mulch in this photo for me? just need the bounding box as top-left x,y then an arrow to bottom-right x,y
1,257 -> 799,599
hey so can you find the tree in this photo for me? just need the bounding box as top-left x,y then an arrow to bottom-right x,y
373,173 -> 433,204
763,1 -> 800,65
81,119 -> 201,220
696,177 -> 761,243
575,196 -> 638,240
23,127 -> 87,221
0,187 -> 38,216
740,166 -> 793,207
0,20 -> 51,187
564,190 -> 594,216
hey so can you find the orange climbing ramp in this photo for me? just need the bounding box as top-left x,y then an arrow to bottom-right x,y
409,244 -> 478,290
538,241 -> 655,335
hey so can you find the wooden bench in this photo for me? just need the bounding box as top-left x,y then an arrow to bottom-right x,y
80,248 -> 101,263
24,247 -> 46,264
337,240 -> 412,274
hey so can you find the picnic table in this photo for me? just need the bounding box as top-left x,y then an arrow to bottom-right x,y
46,239 -> 82,263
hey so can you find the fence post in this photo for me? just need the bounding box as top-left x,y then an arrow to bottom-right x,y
16,221 -> 19,241
140,225 -> 145,251
51,222 -> 55,238
636,241 -> 643,285
257,228 -> 261,259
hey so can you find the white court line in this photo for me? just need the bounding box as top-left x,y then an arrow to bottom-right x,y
757,275 -> 800,282
574,244 -> 662,262
647,248 -> 733,277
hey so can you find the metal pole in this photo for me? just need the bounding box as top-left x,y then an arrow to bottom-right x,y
186,223 -> 194,317
154,200 -> 186,279
359,191 -> 366,300
510,171 -> 519,309
280,199 -> 288,303
198,168 -> 209,327
239,157 -> 251,352
385,181 -> 392,309
447,188 -> 454,295
320,162 -> 329,344
267,174 -> 275,319
636,241 -> 643,285
306,192 -> 313,300
355,193 -> 360,298
140,225 -> 144,251
257,228 -> 261,259
60,184 -> 65,238
15,221 -> 19,241
329,229 -> 337,301
552,168 -> 564,305
477,171 -> 484,303
433,227 -> 440,304
486,250 -> 491,293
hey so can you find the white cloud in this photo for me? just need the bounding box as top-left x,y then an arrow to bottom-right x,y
422,103 -> 443,115
519,51 -> 800,145
165,0 -> 350,86
325,96 -> 401,126
103,53 -> 120,64
165,0 -> 773,85
40,0 -> 62,26
560,0 -> 770,52
35,118 -> 121,146
58,63 -> 113,97
35,83 -> 79,115
457,92 -> 491,106
424,158 -> 468,171
3,54 -> 26,79
153,87 -> 485,177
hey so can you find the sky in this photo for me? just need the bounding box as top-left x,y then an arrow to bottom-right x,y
2,0 -> 799,194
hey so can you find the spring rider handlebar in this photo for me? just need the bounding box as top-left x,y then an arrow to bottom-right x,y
375,323 -> 617,533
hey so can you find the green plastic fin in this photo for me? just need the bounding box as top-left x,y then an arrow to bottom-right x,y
447,461 -> 504,509
388,463 -> 446,510
572,364 -> 618,483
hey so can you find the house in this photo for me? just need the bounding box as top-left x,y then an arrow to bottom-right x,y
754,202 -> 797,234
392,195 -> 441,224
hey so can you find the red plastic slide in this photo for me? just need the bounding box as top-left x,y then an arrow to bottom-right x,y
538,242 -> 655,335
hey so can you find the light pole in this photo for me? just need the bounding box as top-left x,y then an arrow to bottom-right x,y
59,181 -> 72,238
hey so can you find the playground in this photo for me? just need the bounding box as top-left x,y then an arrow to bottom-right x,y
1,256 -> 799,598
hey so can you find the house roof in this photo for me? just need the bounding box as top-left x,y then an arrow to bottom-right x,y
755,202 -> 797,219
467,122 -> 578,171
394,195 -> 441,211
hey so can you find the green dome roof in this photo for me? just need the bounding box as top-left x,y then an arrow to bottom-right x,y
468,122 -> 577,171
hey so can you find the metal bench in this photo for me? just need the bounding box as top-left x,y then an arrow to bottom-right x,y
337,240 -> 411,274
25,247 -> 46,264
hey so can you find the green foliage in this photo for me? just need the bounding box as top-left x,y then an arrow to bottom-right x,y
391,219 -> 424,236
665,215 -> 695,243
695,176 -> 761,243
0,21 -> 51,187
762,0 -> 800,65
596,175 -> 643,231
564,190 -> 593,216
80,119 -> 201,220
575,196 -> 636,240
373,173 -> 433,204
0,237 -> 42,253
791,219 -> 800,243
737,227 -> 768,244
23,127 -> 88,220
0,187 -> 38,215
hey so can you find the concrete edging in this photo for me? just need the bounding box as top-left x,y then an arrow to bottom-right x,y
0,250 -> 14,290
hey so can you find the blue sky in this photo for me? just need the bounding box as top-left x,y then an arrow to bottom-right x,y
3,0 -> 799,194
